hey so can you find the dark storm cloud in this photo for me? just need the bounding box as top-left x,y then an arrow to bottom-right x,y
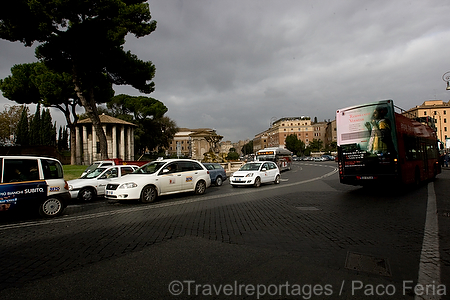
2,0 -> 450,142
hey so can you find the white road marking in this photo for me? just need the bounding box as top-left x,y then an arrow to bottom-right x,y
415,182 -> 441,300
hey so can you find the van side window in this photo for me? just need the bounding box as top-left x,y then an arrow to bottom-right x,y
4,159 -> 39,183
41,159 -> 64,180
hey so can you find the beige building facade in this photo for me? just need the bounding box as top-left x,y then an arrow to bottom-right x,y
403,100 -> 450,145
166,128 -> 219,160
253,117 -> 329,151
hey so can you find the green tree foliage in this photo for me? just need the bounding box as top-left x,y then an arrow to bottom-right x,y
0,62 -> 113,164
16,107 -> 30,146
308,139 -> 324,152
241,141 -> 253,155
285,134 -> 306,156
29,103 -> 41,145
58,126 -> 69,151
0,105 -> 23,144
106,94 -> 178,155
227,149 -> 239,161
27,104 -> 56,146
0,0 -> 157,159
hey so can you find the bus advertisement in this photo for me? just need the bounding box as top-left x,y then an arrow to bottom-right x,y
336,99 -> 440,186
256,147 -> 292,171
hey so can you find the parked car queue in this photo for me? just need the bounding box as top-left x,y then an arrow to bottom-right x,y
1,157 -> 289,218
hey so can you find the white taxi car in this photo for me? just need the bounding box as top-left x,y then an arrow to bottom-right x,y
68,165 -> 138,201
104,159 -> 211,203
230,161 -> 280,187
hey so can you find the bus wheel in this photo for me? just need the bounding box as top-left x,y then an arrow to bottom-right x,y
274,175 -> 280,184
414,168 -> 421,186
39,197 -> 64,218
254,177 -> 261,188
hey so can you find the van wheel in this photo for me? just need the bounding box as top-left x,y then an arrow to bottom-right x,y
140,185 -> 157,203
215,176 -> 223,186
195,181 -> 207,195
79,187 -> 95,201
39,197 -> 64,218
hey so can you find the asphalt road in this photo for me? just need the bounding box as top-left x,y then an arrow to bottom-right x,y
0,161 -> 449,299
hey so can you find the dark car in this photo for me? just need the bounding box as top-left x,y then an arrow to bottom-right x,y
202,163 -> 227,186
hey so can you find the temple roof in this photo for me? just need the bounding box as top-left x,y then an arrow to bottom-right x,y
77,114 -> 136,126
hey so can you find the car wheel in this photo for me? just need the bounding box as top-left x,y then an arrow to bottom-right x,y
215,176 -> 223,186
79,187 -> 95,201
254,177 -> 261,188
39,197 -> 64,218
274,175 -> 280,184
195,180 -> 206,195
140,185 -> 157,203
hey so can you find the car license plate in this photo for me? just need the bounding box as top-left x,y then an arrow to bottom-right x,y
360,176 -> 374,180
106,190 -> 114,195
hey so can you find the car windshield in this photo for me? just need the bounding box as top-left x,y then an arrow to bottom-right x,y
81,167 -> 106,179
239,163 -> 262,171
134,161 -> 166,174
83,162 -> 101,174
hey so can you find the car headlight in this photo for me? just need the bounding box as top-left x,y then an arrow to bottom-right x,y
68,185 -> 73,191
245,173 -> 254,177
119,182 -> 138,189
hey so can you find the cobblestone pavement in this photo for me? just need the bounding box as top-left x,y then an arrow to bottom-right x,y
0,162 -> 448,299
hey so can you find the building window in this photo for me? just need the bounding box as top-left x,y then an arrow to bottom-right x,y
424,111 -> 427,116
445,111 -> 447,115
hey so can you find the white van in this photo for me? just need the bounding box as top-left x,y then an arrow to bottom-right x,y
0,156 -> 70,217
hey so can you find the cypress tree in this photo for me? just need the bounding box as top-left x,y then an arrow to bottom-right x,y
29,103 -> 41,145
16,107 -> 29,146
41,109 -> 53,145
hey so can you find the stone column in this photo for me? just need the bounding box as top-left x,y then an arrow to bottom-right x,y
83,125 -> 89,165
130,127 -> 134,160
112,125 -> 117,159
120,125 -> 125,160
103,125 -> 109,158
92,124 -> 97,162
75,126 -> 81,165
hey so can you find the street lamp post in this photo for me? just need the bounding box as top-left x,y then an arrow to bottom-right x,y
442,71 -> 450,90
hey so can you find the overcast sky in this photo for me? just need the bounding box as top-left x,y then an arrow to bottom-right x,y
1,0 -> 450,142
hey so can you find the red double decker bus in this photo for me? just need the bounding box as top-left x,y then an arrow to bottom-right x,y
336,100 -> 441,186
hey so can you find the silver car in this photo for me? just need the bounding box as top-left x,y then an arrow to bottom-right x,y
68,165 -> 138,201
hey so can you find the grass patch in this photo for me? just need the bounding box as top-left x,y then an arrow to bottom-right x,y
63,165 -> 86,181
